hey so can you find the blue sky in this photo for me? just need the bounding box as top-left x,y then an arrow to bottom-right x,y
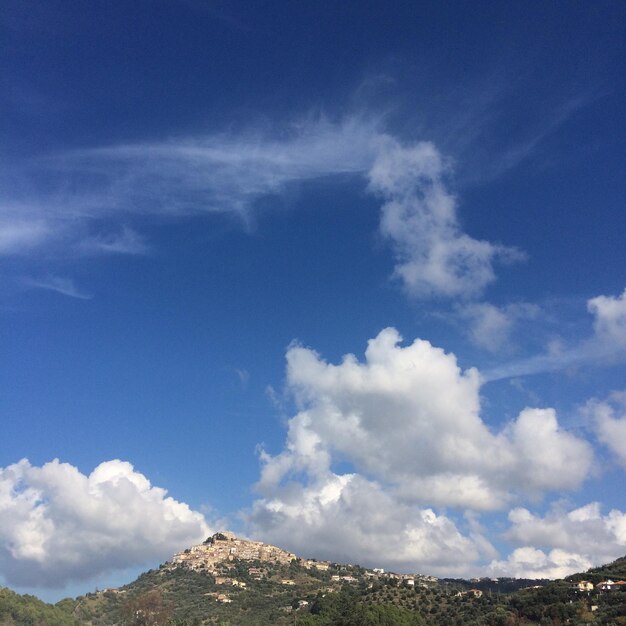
1,0 -> 625,601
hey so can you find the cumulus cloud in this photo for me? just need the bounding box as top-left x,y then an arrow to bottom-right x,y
0,459 -> 210,588
505,408 -> 591,493
247,472 -> 483,575
585,391 -> 626,469
257,328 -> 592,510
505,503 -> 626,562
488,502 -> 626,578
588,289 -> 626,347
369,140 -> 523,298
488,547 -> 592,579
248,328 -> 594,571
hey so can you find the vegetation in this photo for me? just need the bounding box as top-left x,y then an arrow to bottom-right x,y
2,554 -> 625,626
0,587 -> 81,626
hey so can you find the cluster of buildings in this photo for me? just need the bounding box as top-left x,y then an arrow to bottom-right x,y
455,589 -> 484,598
167,531 -> 445,604
169,531 -> 297,573
572,579 -> 626,593
169,532 -> 439,588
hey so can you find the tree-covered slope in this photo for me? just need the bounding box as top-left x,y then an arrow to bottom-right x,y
3,552 -> 626,626
0,587 -> 81,626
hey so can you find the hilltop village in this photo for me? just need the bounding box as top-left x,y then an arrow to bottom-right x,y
170,532 -> 297,571
167,531 -> 438,592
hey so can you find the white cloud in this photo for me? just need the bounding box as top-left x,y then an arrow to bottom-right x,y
249,328 -> 593,572
489,502 -> 626,577
247,472 -> 483,575
79,226 -> 149,255
259,328 -> 592,510
1,117 -> 519,301
485,288 -> 626,381
488,547 -> 592,579
0,116 -> 381,259
22,276 -> 92,299
588,289 -> 626,347
0,459 -> 210,588
0,217 -> 53,255
36,116 -> 381,222
369,140 -> 523,298
506,408 -> 591,493
458,302 -> 539,352
585,392 -> 626,469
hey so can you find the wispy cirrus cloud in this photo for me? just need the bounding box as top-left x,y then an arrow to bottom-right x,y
457,301 -> 540,352
484,289 -> 626,381
1,114 -> 521,299
0,116 -> 380,259
79,226 -> 149,255
47,115 -> 382,218
0,216 -> 53,255
22,275 -> 92,299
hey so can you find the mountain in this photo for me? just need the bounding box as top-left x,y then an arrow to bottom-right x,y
1,533 -> 625,626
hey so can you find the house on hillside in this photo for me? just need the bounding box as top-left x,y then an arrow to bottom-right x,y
597,580 -> 615,592
596,580 -> 626,592
572,580 -> 594,592
248,567 -> 263,579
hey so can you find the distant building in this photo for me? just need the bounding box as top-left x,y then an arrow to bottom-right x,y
597,580 -> 618,592
216,594 -> 232,603
597,580 -> 626,592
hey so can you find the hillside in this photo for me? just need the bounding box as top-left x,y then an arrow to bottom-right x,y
0,587 -> 82,626
1,534 -> 625,626
567,556 -> 626,585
